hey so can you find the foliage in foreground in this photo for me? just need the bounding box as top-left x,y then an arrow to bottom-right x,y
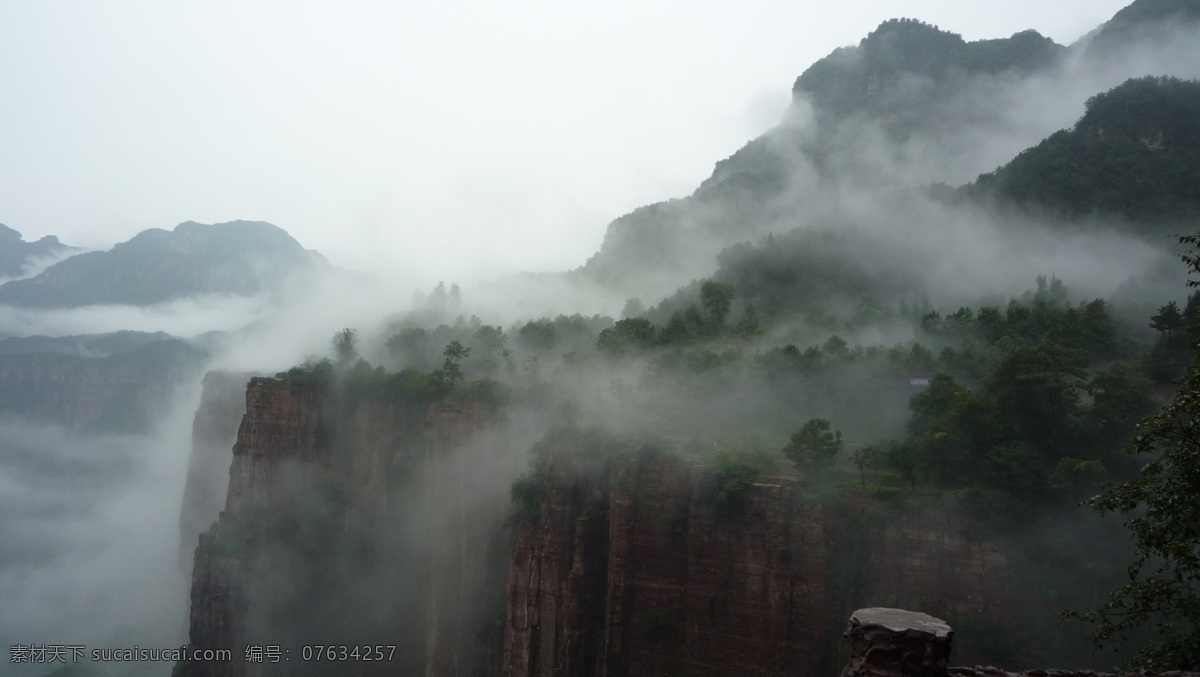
1067,234 -> 1200,669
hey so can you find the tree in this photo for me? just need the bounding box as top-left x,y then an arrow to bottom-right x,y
1186,291 -> 1200,345
735,303 -> 761,336
986,338 -> 1087,446
518,319 -> 556,354
473,325 -> 507,373
700,280 -> 735,327
1151,301 -> 1185,341
597,318 -> 656,355
621,297 -> 646,318
440,341 -> 470,383
1070,361 -> 1200,668
884,441 -> 919,491
701,453 -> 764,519
332,328 -> 358,364
850,446 -> 880,491
783,418 -> 843,478
1067,234 -> 1200,668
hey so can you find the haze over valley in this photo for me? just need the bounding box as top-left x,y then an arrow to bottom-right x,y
2,1 -> 1200,675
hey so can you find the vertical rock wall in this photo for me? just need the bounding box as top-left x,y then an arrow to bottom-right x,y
179,371 -> 258,570
502,436 -> 1023,677
184,377 -> 518,677
183,382 -> 1050,677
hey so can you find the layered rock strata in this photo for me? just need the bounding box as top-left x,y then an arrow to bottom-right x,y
502,433 -> 1029,677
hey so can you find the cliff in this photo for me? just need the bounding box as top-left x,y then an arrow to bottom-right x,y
179,371 -> 259,569
502,430 -> 1040,677
184,376 -> 521,677
183,390 -> 1113,676
0,336 -> 207,431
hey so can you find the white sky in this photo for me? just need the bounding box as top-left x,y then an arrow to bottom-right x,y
0,1 -> 1132,286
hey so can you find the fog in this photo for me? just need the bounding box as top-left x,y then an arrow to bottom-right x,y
1,1 -> 1131,288
0,1 -> 1196,673
0,395 -> 198,676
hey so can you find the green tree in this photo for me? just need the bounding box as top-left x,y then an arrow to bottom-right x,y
440,340 -> 470,383
386,327 -> 430,368
1186,292 -> 1200,345
1069,361 -> 1200,668
332,328 -> 358,364
473,325 -> 507,373
597,318 -> 656,354
700,453 -> 764,519
517,319 -> 557,354
1152,301 -> 1186,346
735,303 -> 761,336
987,338 -> 1087,446
783,418 -> 843,478
884,441 -> 919,491
850,446 -> 880,491
621,297 -> 646,318
700,280 -> 735,327
1088,365 -> 1155,436
1067,234 -> 1200,668
907,374 -> 998,485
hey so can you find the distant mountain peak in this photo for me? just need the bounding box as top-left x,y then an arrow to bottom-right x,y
0,219 -> 329,308
1086,0 -> 1200,56
792,18 -> 1062,120
0,223 -> 79,280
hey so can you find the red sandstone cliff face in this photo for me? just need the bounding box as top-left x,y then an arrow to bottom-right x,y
502,433 -> 1027,677
184,377 -> 520,677
184,383 -> 1057,677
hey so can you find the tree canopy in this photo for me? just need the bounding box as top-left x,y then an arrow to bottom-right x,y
1068,234 -> 1200,669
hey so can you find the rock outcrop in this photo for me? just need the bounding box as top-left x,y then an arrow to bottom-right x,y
841,608 -> 953,677
184,376 -> 520,677
840,608 -> 1200,677
501,431 -> 1028,677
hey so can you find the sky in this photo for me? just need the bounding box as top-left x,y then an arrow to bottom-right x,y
0,1 -> 1134,287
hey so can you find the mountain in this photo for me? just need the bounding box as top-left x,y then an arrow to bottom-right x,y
0,223 -> 79,280
573,1 -> 1200,304
1085,0 -> 1200,57
575,22 -> 1070,297
791,19 -> 1063,123
966,76 -> 1200,225
0,220 -> 328,308
22,2 -> 1197,675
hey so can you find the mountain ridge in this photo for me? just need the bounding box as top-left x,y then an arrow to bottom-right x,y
570,0 -> 1200,305
0,220 -> 329,308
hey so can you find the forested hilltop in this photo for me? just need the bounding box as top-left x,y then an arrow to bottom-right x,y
966,76 -> 1200,225
563,0 -> 1200,307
